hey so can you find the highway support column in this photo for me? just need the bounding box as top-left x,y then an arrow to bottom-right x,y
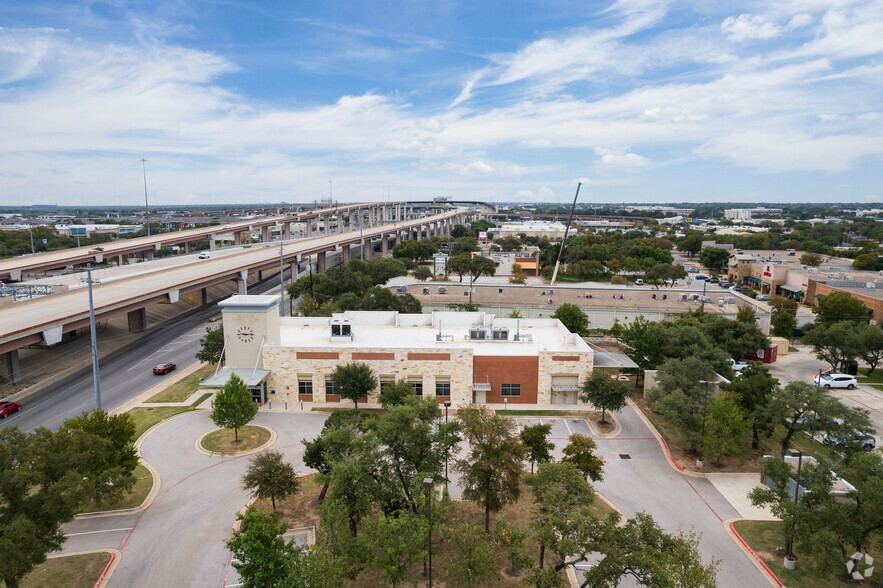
316,252 -> 326,273
1,350 -> 21,383
127,308 -> 147,333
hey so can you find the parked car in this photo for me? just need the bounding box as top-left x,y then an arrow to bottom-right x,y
708,277 -> 720,284
731,285 -> 745,292
223,224 -> 231,228
198,252 -> 211,259
719,282 -> 734,288
727,358 -> 749,371
88,247 -> 104,254
695,275 -> 708,280
635,278 -> 644,286
0,401 -> 21,418
823,429 -> 876,452
813,372 -> 858,389
756,294 -> 770,301
153,362 -> 177,375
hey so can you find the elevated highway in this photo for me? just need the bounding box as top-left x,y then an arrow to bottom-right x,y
0,200 -> 477,281
0,208 -> 470,381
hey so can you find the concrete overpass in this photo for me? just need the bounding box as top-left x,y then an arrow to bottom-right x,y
0,208 -> 471,382
0,201 -> 457,281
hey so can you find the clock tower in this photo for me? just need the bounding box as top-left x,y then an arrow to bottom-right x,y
218,295 -> 281,369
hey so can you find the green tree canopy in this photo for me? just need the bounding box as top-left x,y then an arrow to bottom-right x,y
330,362 -> 377,410
580,371 -> 631,423
196,324 -> 225,365
813,291 -> 870,324
520,423 -> 554,474
210,373 -> 258,441
803,321 -> 860,371
551,303 -> 589,335
561,433 -> 604,483
242,450 -> 301,510
698,247 -> 729,272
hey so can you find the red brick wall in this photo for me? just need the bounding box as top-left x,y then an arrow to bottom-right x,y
472,356 -> 538,404
297,352 -> 339,360
408,353 -> 451,361
352,352 -> 395,360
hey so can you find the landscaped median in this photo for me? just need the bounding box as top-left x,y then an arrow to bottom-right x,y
198,424 -> 274,455
19,550 -> 115,588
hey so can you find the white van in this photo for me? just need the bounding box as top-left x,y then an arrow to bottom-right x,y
635,279 -> 644,286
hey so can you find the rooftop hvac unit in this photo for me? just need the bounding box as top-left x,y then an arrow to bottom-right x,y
396,285 -> 408,293
491,328 -> 509,341
680,294 -> 687,302
331,320 -> 352,338
423,287 -> 430,295
438,286 -> 447,294
469,328 -> 486,340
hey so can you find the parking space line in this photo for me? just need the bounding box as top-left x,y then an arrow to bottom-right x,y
564,420 -> 572,435
65,527 -> 132,537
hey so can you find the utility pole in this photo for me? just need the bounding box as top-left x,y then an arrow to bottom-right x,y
27,207 -> 35,254
279,240 -> 285,317
86,264 -> 102,409
141,159 -> 151,237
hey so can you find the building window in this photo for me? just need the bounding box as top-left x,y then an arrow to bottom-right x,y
325,379 -> 338,395
501,384 -> 521,397
298,379 -> 313,395
379,377 -> 394,394
435,379 -> 451,396
409,378 -> 423,396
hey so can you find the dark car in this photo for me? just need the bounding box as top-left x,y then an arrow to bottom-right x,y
823,429 -> 876,453
153,362 -> 177,375
708,277 -> 720,284
0,401 -> 22,418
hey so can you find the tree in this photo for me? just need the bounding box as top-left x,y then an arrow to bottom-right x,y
823,452 -> 883,556
813,291 -> 869,324
856,323 -> 883,375
761,381 -> 871,456
210,373 -> 258,442
302,410 -> 360,501
361,510 -> 428,588
803,321 -> 859,370
330,362 -> 377,410
722,363 -> 779,449
444,523 -> 498,587
412,265 -> 432,281
644,263 -> 686,287
0,426 -> 112,588
447,253 -> 472,282
456,405 -> 527,531
580,371 -> 630,423
701,392 -> 751,463
377,379 -> 416,408
771,309 -> 797,339
698,247 -> 729,272
497,236 -> 523,251
242,450 -> 301,510
618,316 -> 665,371
364,257 -> 408,284
494,520 -> 532,575
678,233 -> 702,258
196,324 -> 225,365
507,309 -> 523,319
551,303 -> 589,335
62,410 -> 139,507
800,253 -> 822,267
451,224 -> 468,238
226,507 -> 332,588
560,434 -> 604,482
853,252 -> 881,271
520,423 -> 554,474
468,255 -> 497,281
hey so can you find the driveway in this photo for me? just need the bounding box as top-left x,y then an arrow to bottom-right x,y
766,348 -> 883,448
61,410 -> 327,588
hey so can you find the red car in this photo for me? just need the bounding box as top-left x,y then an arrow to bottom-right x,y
0,402 -> 21,418
153,362 -> 176,375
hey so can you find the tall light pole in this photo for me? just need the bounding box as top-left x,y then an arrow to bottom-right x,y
279,240 -> 286,317
86,264 -> 102,410
443,401 -> 451,490
697,379 -> 711,466
785,449 -> 803,564
423,477 -> 434,587
141,159 -> 150,237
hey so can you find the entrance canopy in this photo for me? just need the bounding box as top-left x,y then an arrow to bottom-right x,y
201,367 -> 270,388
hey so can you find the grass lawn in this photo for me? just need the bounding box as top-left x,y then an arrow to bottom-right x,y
129,406 -> 194,439
788,346 -> 799,353
733,520 -> 883,587
503,409 -> 590,417
146,364 -> 215,402
21,552 -> 110,588
269,473 -> 616,587
858,368 -> 883,384
201,425 -> 271,454
192,392 -> 213,407
77,462 -> 153,513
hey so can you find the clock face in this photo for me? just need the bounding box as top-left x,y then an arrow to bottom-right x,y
237,325 -> 255,343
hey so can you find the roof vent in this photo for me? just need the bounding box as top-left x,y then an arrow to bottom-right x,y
469,327 -> 487,340
491,328 -> 509,341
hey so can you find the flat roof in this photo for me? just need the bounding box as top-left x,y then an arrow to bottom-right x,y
278,311 -> 590,356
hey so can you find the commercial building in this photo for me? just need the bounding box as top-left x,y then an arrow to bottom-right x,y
723,207 -> 783,220
806,279 -> 882,323
216,295 -> 594,407
491,222 -> 567,240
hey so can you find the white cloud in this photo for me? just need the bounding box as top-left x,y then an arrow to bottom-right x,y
593,147 -> 649,168
458,160 -> 496,176
721,14 -> 783,41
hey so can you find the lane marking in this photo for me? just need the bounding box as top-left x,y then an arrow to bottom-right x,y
66,527 -> 133,537
563,420 -> 572,435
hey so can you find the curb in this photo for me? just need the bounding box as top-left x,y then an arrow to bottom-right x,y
626,397 -> 706,479
725,518 -> 784,587
585,412 -> 622,439
194,425 -> 277,457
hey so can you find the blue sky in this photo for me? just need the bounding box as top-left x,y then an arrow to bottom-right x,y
1,0 -> 881,205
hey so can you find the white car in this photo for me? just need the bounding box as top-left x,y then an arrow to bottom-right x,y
727,358 -> 748,371
813,372 -> 858,390
198,252 -> 211,259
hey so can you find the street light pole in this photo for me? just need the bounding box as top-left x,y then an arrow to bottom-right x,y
423,477 -> 434,587
86,264 -> 102,410
141,159 -> 150,237
443,401 -> 451,490
785,449 -> 803,563
279,240 -> 285,317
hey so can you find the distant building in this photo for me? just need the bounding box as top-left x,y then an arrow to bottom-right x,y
723,207 -> 783,221
493,222 -> 567,240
